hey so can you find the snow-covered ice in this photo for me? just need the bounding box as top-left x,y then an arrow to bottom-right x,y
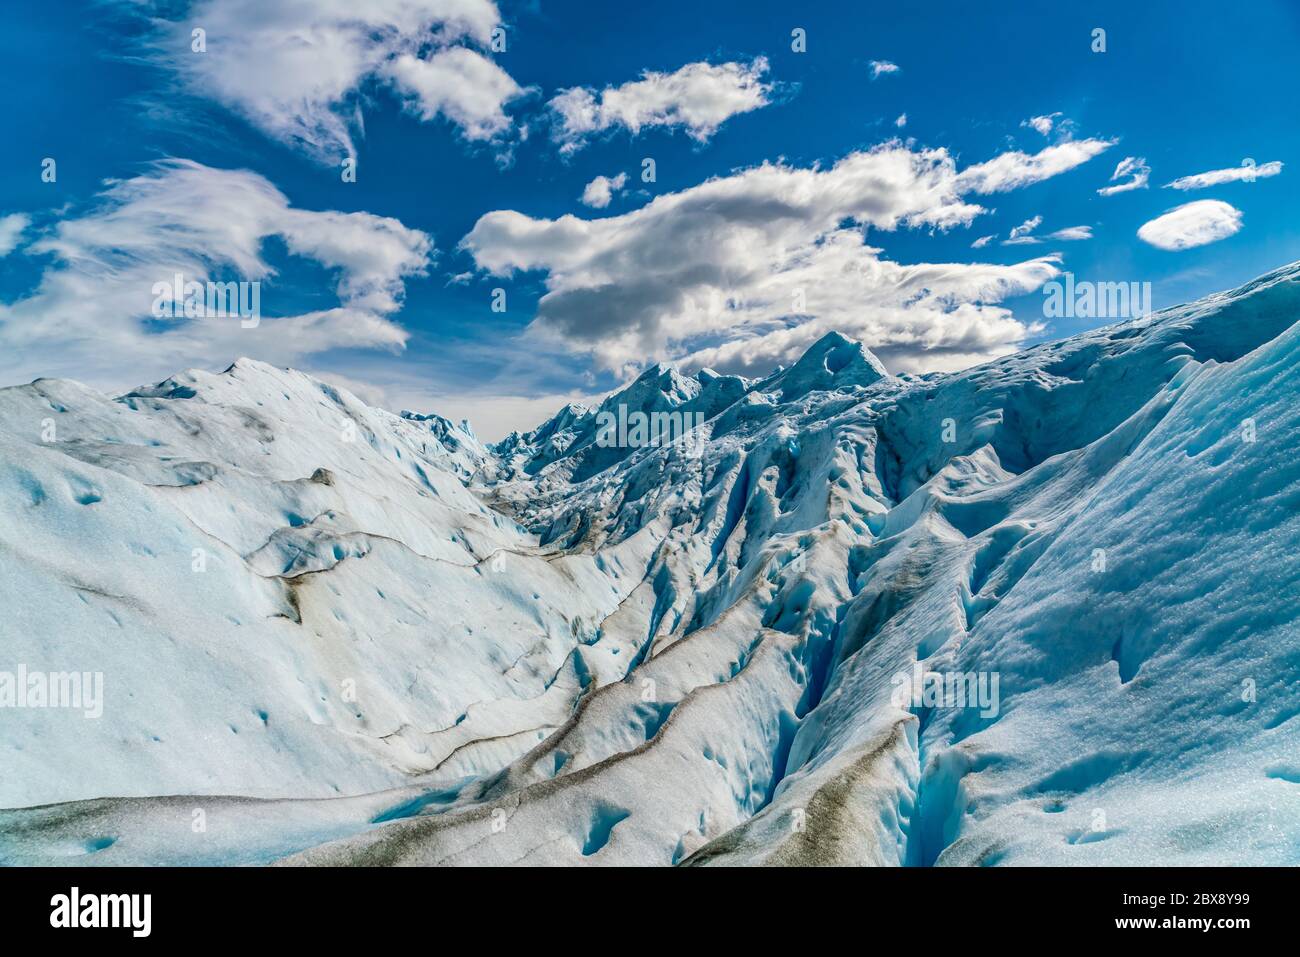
2,264 -> 1299,866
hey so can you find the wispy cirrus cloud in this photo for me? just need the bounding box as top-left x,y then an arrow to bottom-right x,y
1001,216 -> 1092,246
0,214 -> 30,257
0,161 -> 430,388
1097,156 -> 1150,196
955,138 -> 1114,193
462,137 -> 1111,377
1046,225 -> 1093,241
547,58 -> 774,154
1007,216 -> 1042,241
869,60 -> 900,79
1165,160 -> 1282,190
125,0 -> 526,163
1138,200 -> 1243,250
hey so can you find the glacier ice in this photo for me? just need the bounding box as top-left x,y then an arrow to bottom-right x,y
1,264 -> 1299,865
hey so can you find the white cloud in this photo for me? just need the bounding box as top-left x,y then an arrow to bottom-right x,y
1001,216 -> 1092,246
1098,156 -> 1150,196
956,138 -> 1114,193
580,173 -> 628,209
1022,113 -> 1061,136
0,160 -> 431,388
312,338 -> 611,441
384,47 -> 525,142
1046,225 -> 1092,241
547,58 -> 773,154
1008,215 -> 1043,240
895,113 -> 908,128
970,234 -> 995,249
418,389 -> 605,443
870,60 -> 901,79
1137,200 -> 1243,251
0,214 -> 30,256
134,0 -> 521,161
1165,160 -> 1283,191
304,368 -> 396,411
462,139 -> 1105,376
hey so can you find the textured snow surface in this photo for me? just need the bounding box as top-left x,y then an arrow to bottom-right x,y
2,265 -> 1299,865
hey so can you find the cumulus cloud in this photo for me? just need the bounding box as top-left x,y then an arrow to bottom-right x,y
1022,113 -> 1061,136
956,138 -> 1114,193
677,242 -> 1058,378
0,214 -> 30,256
870,60 -> 901,79
1097,156 -> 1150,196
970,234 -> 995,249
461,138 -> 1112,376
0,160 -> 431,388
132,0 -> 522,161
1165,160 -> 1283,191
1137,200 -> 1243,251
895,113 -> 908,128
547,58 -> 773,154
384,47 -> 525,142
580,173 -> 628,209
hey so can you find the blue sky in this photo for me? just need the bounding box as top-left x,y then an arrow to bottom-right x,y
2,0 -> 1297,439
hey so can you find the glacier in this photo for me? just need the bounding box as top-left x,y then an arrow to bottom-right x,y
1,263 -> 1299,866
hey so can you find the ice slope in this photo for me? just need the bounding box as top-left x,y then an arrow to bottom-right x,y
0,360 -> 664,808
1,264 -> 1299,866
